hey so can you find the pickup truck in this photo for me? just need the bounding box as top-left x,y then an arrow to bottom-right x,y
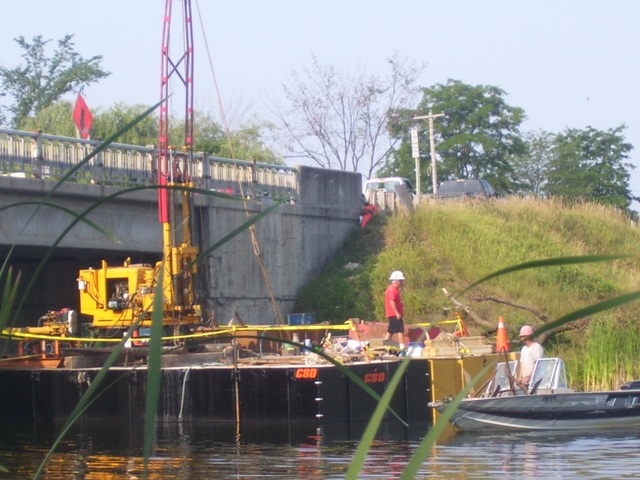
433,179 -> 496,199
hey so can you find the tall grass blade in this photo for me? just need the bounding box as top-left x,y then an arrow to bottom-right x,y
345,350 -> 416,480
49,101 -> 164,193
7,185 -> 154,325
535,290 -> 640,336
0,268 -> 21,357
0,268 -> 19,473
0,201 -> 117,242
0,101 -> 281,477
32,318 -> 144,479
463,254 -> 631,293
399,362 -> 495,479
4,101 -> 162,325
189,200 -> 282,269
7,184 -> 267,327
226,333 -> 407,424
13,100 -> 163,241
142,262 -> 166,479
0,268 -> 20,330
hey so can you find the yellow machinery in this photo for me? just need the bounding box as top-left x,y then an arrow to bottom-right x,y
76,172 -> 203,336
7,175 -> 203,342
10,309 -> 79,338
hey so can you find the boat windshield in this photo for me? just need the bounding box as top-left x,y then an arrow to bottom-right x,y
485,361 -> 518,396
529,357 -> 569,390
484,357 -> 570,397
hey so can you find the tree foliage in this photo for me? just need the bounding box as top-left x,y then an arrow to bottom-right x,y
545,125 -> 634,210
19,100 -> 77,137
12,97 -> 282,164
171,112 -> 282,164
16,101 -> 157,145
273,53 -> 423,177
385,79 -> 526,193
214,120 -> 282,164
0,34 -> 110,128
510,130 -> 556,196
91,103 -> 158,145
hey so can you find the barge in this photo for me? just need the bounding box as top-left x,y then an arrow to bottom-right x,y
0,316 -> 501,429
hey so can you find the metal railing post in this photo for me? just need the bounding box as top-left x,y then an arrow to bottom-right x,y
33,130 -> 43,179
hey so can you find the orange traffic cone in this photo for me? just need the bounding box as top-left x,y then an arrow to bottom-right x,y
132,329 -> 142,347
495,317 -> 509,352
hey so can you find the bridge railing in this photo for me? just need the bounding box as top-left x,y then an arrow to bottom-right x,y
0,128 -> 297,200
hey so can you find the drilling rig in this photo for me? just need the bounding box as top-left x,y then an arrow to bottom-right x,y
75,0 -> 203,338
2,0 -> 204,349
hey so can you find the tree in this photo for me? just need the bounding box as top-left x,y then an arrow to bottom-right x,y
0,34 -> 110,128
92,103 -> 158,145
545,125 -> 634,210
171,112 -> 283,164
511,130 -> 556,196
10,97 -> 282,165
272,53 -> 424,177
14,101 -> 157,144
19,100 -> 77,137
0,96 -> 6,126
385,79 -> 526,193
215,120 -> 283,164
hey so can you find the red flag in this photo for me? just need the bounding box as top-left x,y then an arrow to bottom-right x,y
73,94 -> 93,139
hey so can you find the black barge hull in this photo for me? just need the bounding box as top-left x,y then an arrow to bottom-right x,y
0,359 -> 432,428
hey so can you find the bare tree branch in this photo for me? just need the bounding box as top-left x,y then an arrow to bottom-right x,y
441,288 -> 495,330
463,292 -> 587,343
471,294 -> 550,323
271,53 -> 424,176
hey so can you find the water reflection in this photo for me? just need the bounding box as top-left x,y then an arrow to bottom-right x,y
1,420 -> 640,479
438,429 -> 640,479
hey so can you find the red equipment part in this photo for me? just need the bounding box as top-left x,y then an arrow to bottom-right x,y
159,0 -> 194,224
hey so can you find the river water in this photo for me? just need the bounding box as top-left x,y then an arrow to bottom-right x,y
1,420 -> 639,479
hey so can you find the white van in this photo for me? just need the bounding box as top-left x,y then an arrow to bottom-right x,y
363,177 -> 414,196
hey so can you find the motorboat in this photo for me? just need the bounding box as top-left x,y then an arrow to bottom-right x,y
429,357 -> 640,431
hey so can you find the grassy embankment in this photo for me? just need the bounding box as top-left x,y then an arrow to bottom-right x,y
295,197 -> 640,391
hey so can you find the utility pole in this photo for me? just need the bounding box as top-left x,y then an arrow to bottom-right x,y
410,128 -> 420,204
413,111 -> 445,195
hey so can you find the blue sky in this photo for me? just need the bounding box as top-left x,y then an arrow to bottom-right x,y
2,1 -> 639,201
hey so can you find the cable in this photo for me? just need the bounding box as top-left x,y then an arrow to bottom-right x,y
194,1 -> 285,325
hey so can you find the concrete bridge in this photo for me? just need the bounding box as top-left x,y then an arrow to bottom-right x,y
0,129 -> 363,327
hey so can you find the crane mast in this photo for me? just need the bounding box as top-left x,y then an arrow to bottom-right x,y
158,0 -> 200,317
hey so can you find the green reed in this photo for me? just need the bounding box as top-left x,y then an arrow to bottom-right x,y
580,315 -> 640,390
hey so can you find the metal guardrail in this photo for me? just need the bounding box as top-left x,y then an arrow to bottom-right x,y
0,128 -> 297,199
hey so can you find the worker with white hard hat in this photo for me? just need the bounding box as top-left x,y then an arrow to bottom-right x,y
517,325 -> 545,387
384,270 -> 406,350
